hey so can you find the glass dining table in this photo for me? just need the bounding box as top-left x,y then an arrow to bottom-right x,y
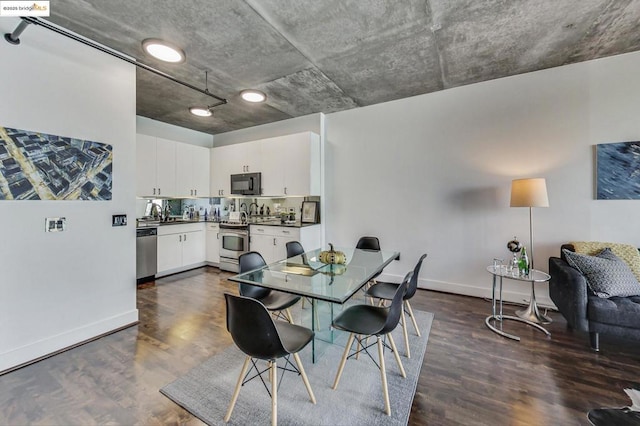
228,247 -> 400,362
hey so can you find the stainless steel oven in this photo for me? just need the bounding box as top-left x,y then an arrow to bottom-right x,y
219,225 -> 249,272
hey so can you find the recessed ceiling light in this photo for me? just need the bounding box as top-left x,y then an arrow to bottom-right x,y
189,107 -> 212,117
142,38 -> 185,63
240,89 -> 267,103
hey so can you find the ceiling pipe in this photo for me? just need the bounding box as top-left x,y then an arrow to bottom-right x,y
3,17 -> 227,107
4,19 -> 31,45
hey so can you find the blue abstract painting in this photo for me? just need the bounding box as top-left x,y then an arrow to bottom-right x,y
597,141 -> 640,200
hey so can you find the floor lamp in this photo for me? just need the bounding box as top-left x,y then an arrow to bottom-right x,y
510,178 -> 551,324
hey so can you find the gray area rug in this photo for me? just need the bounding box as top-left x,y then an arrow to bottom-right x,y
160,310 -> 433,425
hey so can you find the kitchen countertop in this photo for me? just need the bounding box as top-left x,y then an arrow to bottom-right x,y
137,217 -> 320,228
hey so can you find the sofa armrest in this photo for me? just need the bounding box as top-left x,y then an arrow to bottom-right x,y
549,256 -> 590,331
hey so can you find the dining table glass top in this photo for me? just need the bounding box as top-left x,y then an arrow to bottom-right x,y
228,247 -> 400,304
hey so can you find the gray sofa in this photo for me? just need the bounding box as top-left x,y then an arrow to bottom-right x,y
548,244 -> 640,351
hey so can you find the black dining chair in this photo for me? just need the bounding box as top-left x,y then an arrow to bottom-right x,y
238,251 -> 301,323
285,240 -> 305,259
356,236 -> 383,301
285,241 -> 318,323
223,293 -> 316,426
331,271 -> 410,416
366,254 -> 427,358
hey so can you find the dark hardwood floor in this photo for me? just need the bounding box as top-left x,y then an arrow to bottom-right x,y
1,266 -> 639,425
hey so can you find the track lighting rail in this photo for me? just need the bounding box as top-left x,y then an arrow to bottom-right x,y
4,17 -> 227,107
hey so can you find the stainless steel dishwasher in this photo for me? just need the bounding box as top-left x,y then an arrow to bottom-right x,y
136,227 -> 157,282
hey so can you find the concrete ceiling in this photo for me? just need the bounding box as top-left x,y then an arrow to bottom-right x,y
39,0 -> 640,135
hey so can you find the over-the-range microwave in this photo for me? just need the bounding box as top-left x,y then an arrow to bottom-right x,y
230,172 -> 261,195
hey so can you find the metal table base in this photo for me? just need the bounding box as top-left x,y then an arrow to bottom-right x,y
485,314 -> 550,341
486,266 -> 551,341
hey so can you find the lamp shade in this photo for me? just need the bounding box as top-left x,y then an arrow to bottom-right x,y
510,178 -> 549,207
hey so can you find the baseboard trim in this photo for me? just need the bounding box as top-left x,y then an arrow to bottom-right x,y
156,261 -> 207,278
0,309 -> 139,375
377,272 -> 557,310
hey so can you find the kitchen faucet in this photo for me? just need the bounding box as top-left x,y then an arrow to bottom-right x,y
249,202 -> 259,216
240,202 -> 248,214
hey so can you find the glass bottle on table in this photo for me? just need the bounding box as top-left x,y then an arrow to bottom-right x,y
519,246 -> 530,276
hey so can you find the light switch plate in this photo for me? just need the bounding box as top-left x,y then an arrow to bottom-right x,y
112,214 -> 127,227
45,217 -> 66,232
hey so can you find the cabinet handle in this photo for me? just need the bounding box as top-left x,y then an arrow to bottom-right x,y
153,188 -> 156,195
284,187 -> 287,195
184,234 -> 187,241
158,188 -> 161,195
273,238 -> 276,246
283,230 -> 290,234
179,235 -> 182,242
217,233 -> 219,239
194,189 -> 197,196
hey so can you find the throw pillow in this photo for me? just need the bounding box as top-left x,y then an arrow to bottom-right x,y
563,248 -> 640,298
570,241 -> 640,282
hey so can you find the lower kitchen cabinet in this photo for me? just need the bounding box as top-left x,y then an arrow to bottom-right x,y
205,223 -> 220,264
249,224 -> 321,265
157,223 -> 206,277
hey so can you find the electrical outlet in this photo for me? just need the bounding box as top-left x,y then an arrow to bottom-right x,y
45,217 -> 66,232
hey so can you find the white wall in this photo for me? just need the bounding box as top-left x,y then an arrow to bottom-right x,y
213,113 -> 321,146
0,18 -> 137,371
137,116 -> 213,147
205,51 -> 640,307
325,51 -> 640,306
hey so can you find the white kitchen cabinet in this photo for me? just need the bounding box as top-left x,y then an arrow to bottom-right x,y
176,143 -> 210,197
210,132 -> 319,197
135,134 -> 176,197
156,223 -> 206,276
210,145 -> 233,197
260,132 -> 320,196
157,234 -> 182,273
205,223 -> 220,264
249,224 -> 321,264
136,134 -> 157,196
281,132 -> 320,196
210,141 -> 263,196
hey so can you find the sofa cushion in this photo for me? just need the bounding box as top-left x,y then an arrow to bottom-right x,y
570,241 -> 640,282
563,248 -> 640,298
588,295 -> 640,328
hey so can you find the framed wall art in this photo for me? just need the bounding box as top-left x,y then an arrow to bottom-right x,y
301,201 -> 319,223
0,126 -> 112,200
596,141 -> 640,200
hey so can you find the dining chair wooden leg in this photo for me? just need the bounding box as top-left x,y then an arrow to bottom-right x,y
292,352 -> 316,404
387,333 -> 406,378
285,308 -> 295,324
377,336 -> 391,416
405,300 -> 421,336
355,335 -> 361,360
302,298 -> 306,309
224,355 -> 251,423
401,308 -> 411,359
271,360 -> 278,426
332,333 -> 355,390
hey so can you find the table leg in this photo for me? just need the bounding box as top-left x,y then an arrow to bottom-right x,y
516,282 -> 553,324
485,272 -> 551,341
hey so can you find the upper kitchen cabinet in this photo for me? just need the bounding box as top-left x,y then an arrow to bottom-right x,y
210,132 -> 320,197
136,134 -> 176,197
261,132 -> 320,196
210,140 -> 262,196
176,143 -> 210,197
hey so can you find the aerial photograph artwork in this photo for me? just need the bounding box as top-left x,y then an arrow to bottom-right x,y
0,126 -> 112,200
